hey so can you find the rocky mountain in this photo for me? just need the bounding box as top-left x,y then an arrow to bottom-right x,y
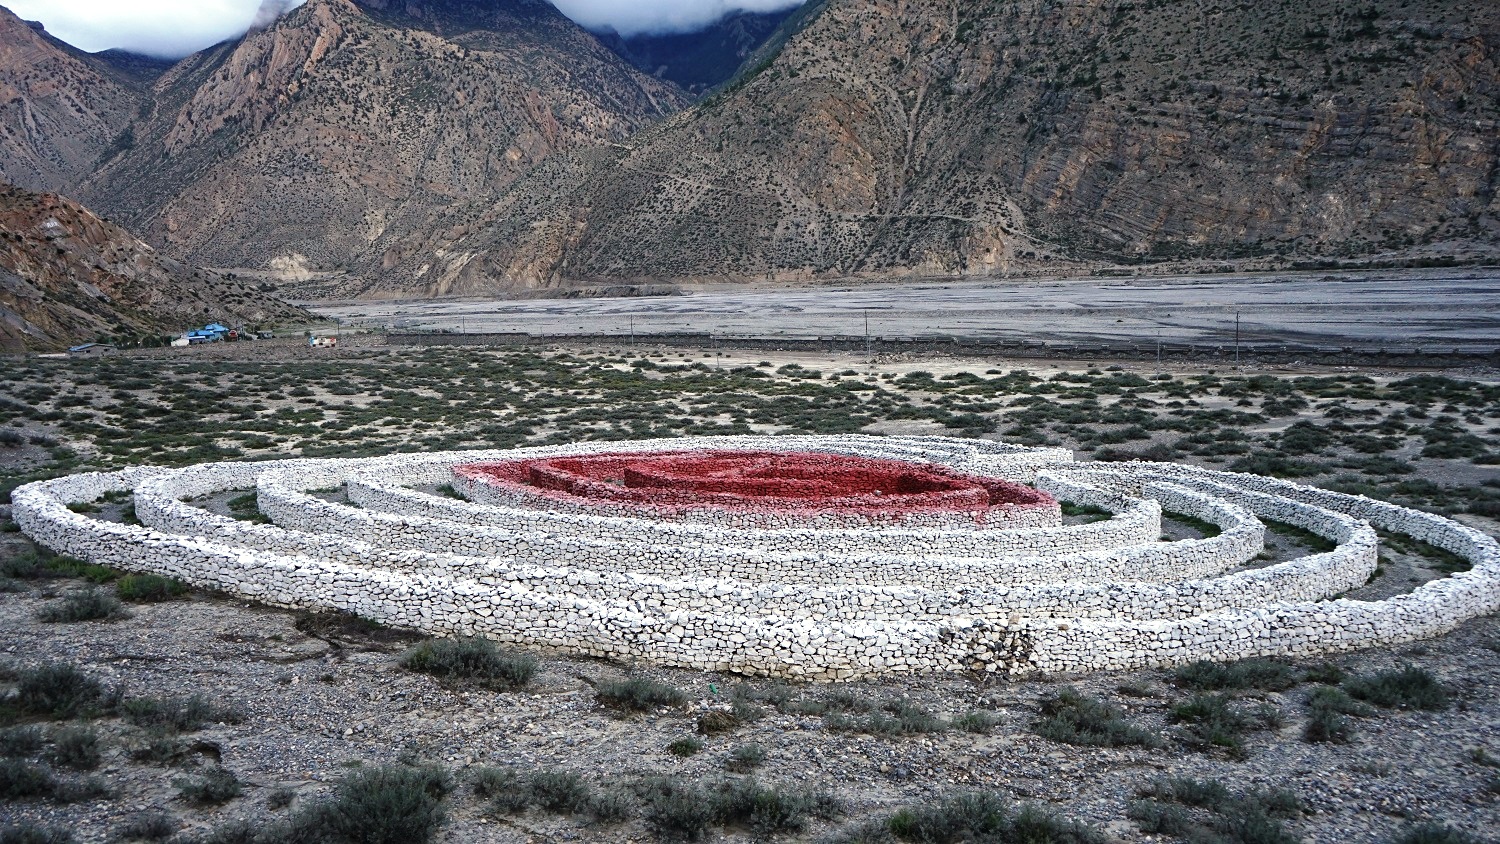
384,0 -> 1498,288
594,8 -> 796,95
0,182 -> 309,352
0,7 -> 149,195
72,0 -> 685,294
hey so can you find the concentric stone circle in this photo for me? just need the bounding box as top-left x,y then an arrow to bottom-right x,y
13,435 -> 1500,680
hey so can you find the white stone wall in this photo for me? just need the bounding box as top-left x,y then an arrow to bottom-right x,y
12,436 -> 1498,680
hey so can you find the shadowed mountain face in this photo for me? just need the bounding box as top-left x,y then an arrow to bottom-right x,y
373,0 -> 1497,290
594,8 -> 796,95
0,8 -> 149,195
61,0 -> 685,295
0,182 -> 309,351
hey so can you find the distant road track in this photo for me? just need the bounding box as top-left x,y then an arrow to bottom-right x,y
314,267 -> 1500,352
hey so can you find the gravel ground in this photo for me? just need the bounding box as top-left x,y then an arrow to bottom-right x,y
2,538 -> 1496,843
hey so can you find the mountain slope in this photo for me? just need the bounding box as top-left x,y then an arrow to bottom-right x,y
0,182 -> 310,352
0,7 -> 149,195
398,0 -> 1497,286
595,8 -> 796,95
79,0 -> 686,292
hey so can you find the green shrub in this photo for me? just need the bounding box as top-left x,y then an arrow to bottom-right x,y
278,764 -> 451,844
709,777 -> 843,838
1343,666 -> 1450,711
1135,777 -> 1301,844
471,767 -> 528,813
1392,824 -> 1481,844
887,791 -> 1102,844
174,767 -> 242,805
121,694 -> 241,732
1032,687 -> 1160,748
39,557 -> 116,583
13,664 -> 107,719
116,575 -> 188,603
1171,694 -> 1278,758
726,743 -> 766,773
595,677 -> 687,712
48,727 -> 100,771
113,811 -> 176,842
951,711 -> 1001,734
0,823 -> 75,844
1173,658 -> 1300,692
640,777 -> 715,841
0,727 -> 44,758
36,588 -> 126,623
399,638 -> 537,689
527,769 -> 594,815
0,758 -> 55,800
667,737 -> 703,757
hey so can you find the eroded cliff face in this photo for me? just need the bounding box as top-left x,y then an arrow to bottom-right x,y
0,183 -> 309,351
76,0 -> 686,286
0,8 -> 147,195
382,0 -> 1496,289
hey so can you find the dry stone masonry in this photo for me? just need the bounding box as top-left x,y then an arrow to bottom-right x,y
13,435 -> 1499,679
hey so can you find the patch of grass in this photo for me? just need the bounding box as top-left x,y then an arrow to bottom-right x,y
1060,502 -> 1111,522
13,664 -> 109,720
36,587 -> 127,623
399,637 -> 537,689
1164,513 -> 1224,538
174,766 -> 242,805
40,557 -> 117,584
1173,658 -> 1301,692
1343,666 -> 1450,711
225,493 -> 270,524
115,574 -> 188,603
48,726 -> 100,771
667,737 -> 703,757
1263,519 -> 1337,552
1033,687 -> 1160,748
595,677 -> 688,712
121,694 -> 241,732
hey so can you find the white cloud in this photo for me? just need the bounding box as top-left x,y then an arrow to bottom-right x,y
4,0 -> 804,58
5,0 -> 305,57
548,0 -> 805,36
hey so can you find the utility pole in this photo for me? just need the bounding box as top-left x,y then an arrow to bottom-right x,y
864,309 -> 871,363
629,315 -> 635,346
1234,311 -> 1240,365
1156,331 -> 1162,367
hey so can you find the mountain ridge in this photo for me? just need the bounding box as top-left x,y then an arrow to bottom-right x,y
0,181 -> 310,352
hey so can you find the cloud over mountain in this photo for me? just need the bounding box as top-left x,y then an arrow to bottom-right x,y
4,0 -> 804,57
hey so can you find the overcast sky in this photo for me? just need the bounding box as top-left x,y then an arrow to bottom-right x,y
5,0 -> 805,58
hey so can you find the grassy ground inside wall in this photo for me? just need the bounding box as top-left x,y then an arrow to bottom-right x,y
1,338 -> 1498,843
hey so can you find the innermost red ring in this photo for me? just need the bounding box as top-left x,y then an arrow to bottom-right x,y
453,450 -> 1057,525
